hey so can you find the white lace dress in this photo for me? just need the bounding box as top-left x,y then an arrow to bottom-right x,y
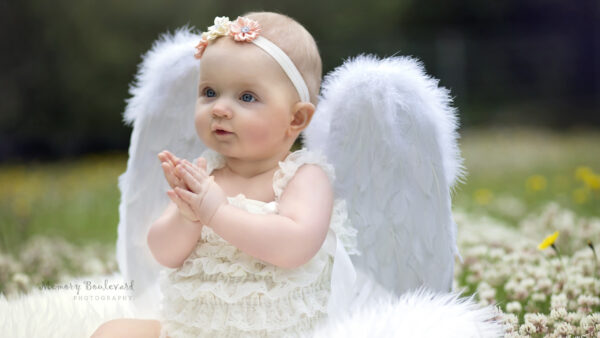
158,148 -> 358,338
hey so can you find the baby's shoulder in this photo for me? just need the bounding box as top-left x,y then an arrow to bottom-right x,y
276,165 -> 333,209
287,163 -> 331,188
273,149 -> 335,200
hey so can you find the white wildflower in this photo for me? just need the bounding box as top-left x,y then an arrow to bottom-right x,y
550,307 -> 567,321
567,299 -> 578,311
530,292 -> 546,303
513,284 -> 529,301
551,293 -> 568,310
479,288 -> 496,302
536,277 -> 553,293
11,272 -> 30,287
577,294 -> 600,308
482,268 -> 504,286
580,313 -> 600,336
82,257 -> 106,275
564,312 -> 582,325
506,301 -> 522,313
574,276 -> 595,294
518,322 -> 536,335
524,313 -> 548,334
504,278 -> 518,293
501,312 -> 519,333
554,321 -> 575,336
489,247 -> 505,260
466,274 -> 480,284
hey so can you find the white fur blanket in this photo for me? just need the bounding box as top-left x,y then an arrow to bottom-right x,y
0,273 -> 504,338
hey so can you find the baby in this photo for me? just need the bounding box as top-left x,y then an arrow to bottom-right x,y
92,11 -> 346,338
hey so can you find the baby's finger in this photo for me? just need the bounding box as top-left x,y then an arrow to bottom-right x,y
161,162 -> 181,189
167,190 -> 197,220
166,189 -> 182,206
174,186 -> 199,207
163,151 -> 182,167
182,161 -> 207,182
177,165 -> 203,193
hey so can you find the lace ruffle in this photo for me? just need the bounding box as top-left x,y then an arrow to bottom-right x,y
159,262 -> 332,337
162,240 -> 333,302
329,199 -> 360,255
160,270 -> 331,329
199,148 -> 225,174
160,311 -> 327,338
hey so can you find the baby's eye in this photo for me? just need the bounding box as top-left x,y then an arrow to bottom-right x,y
203,87 -> 216,98
240,93 -> 256,103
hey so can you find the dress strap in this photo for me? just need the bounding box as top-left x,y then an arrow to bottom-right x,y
272,148 -> 336,201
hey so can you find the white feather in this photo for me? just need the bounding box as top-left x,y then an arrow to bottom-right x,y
313,287 -> 504,338
304,55 -> 466,296
115,27 -> 205,314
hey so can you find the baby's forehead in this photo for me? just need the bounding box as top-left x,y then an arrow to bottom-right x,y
202,38 -> 273,67
199,39 -> 290,84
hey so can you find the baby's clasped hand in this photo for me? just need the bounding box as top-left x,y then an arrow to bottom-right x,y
158,151 -> 184,191
158,150 -> 198,222
169,156 -> 227,226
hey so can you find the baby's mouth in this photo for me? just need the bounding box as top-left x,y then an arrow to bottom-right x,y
215,129 -> 232,135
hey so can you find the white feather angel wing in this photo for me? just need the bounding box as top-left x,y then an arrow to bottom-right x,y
115,28 -> 204,313
304,55 -> 464,297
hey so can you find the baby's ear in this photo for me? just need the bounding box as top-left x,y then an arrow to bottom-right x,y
289,102 -> 315,133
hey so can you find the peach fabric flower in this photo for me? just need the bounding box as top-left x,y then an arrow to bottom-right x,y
194,35 -> 209,59
229,16 -> 261,42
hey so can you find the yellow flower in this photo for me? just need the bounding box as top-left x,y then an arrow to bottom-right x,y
573,166 -> 600,192
526,175 -> 547,192
584,174 -> 600,190
575,166 -> 594,181
538,231 -> 559,250
474,188 -> 493,205
573,187 -> 589,204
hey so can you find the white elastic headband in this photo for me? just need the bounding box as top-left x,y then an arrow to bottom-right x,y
251,36 -> 310,103
194,16 -> 311,103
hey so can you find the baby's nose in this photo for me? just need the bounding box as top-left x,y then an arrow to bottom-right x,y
211,104 -> 232,119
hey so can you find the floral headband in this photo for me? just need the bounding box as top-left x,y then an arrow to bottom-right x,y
194,16 -> 310,103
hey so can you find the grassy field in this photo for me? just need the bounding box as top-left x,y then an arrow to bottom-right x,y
1,128 -> 599,335
455,128 -> 600,222
0,152 -> 126,255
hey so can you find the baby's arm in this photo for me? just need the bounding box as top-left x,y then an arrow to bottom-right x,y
147,201 -> 203,268
208,164 -> 333,269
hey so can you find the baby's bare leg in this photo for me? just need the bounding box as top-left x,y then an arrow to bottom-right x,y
90,318 -> 163,338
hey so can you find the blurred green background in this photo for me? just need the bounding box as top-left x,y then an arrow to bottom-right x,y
0,1 -> 599,280
1,0 -> 598,160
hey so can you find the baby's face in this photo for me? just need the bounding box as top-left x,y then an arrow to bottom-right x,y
195,37 -> 299,160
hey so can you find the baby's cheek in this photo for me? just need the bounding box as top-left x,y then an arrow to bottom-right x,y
195,114 -> 210,141
244,122 -> 278,145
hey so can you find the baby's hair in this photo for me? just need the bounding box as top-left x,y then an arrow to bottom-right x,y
242,11 -> 322,105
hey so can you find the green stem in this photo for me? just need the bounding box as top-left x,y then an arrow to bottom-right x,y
588,241 -> 598,278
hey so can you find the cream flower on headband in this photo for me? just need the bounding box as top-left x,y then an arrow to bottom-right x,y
194,16 -> 261,59
206,16 -> 230,39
